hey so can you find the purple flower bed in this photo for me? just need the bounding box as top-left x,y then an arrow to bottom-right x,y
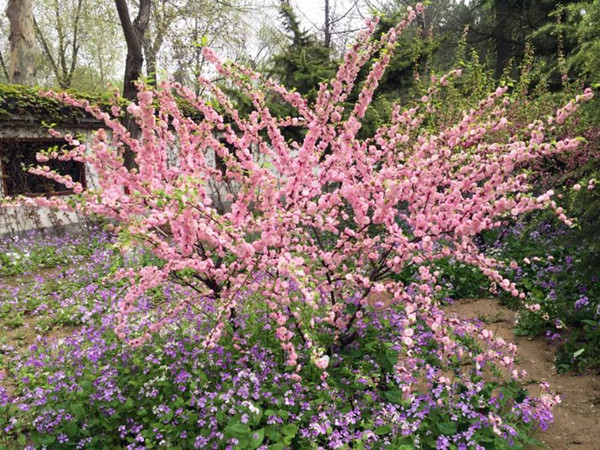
0,229 -> 558,448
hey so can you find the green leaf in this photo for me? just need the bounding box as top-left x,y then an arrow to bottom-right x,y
374,425 -> 392,435
71,402 -> 85,419
282,423 -> 298,437
383,390 -> 403,404
225,423 -> 251,439
64,420 -> 80,436
34,433 -> 56,445
252,407 -> 263,426
268,444 -> 286,450
250,429 -> 265,449
513,328 -> 530,337
436,421 -> 457,434
524,435 -> 544,447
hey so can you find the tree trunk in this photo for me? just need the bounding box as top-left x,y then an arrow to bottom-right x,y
324,0 -> 331,48
143,40 -> 158,87
114,0 -> 151,169
494,0 -> 511,79
115,0 -> 150,99
5,0 -> 35,85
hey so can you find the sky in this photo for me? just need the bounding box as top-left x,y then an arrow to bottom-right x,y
250,0 -> 384,39
293,0 -> 329,31
239,0 -> 377,64
283,0 -> 385,51
295,0 -> 382,33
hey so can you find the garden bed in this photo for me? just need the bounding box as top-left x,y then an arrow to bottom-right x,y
1,232 -> 598,449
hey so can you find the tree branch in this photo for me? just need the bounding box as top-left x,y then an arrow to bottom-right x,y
0,50 -> 9,79
67,0 -> 85,87
33,17 -> 60,83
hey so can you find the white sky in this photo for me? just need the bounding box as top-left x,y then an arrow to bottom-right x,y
249,0 -> 383,40
293,0 -> 330,31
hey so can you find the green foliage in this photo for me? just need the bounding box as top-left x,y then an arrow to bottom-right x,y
495,204 -> 600,372
534,1 -> 600,85
267,2 -> 337,103
380,33 -> 600,373
1,292 -> 547,449
0,83 -> 211,127
570,1 -> 600,84
0,233 -> 104,277
434,258 -> 491,300
0,231 -> 555,448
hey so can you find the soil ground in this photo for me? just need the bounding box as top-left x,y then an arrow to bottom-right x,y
446,298 -> 600,450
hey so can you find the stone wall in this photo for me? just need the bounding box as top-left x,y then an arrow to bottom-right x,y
0,116 -> 100,235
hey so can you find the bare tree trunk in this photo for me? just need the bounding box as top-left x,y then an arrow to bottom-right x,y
143,1 -> 173,88
5,0 -> 35,85
115,0 -> 151,99
324,0 -> 331,48
114,0 -> 151,170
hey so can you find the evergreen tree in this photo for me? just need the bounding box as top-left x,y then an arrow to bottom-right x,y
267,1 -> 337,103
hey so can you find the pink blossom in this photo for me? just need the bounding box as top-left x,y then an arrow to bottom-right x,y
12,6 -> 592,394
315,355 -> 330,370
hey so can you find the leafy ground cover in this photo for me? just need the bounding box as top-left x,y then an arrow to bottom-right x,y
0,227 -> 595,449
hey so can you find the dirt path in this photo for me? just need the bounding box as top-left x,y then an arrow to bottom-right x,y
446,298 -> 600,450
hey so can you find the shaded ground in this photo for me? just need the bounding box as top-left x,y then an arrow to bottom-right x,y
446,298 -> 600,450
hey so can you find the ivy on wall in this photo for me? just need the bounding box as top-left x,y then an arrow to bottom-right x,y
0,84 -> 121,125
0,83 -> 210,126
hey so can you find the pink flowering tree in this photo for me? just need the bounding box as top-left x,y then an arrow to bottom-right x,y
21,4 -> 592,397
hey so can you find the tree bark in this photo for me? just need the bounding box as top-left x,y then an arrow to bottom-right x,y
143,1 -> 173,88
0,50 -> 9,79
115,0 -> 151,99
324,0 -> 331,48
5,0 -> 36,85
143,40 -> 158,87
114,0 -> 151,169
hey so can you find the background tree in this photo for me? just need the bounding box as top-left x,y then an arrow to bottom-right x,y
166,0 -> 253,94
466,0 -> 570,80
143,0 -> 180,87
0,11 -> 8,80
5,0 -> 35,85
31,0 -> 125,91
268,1 -> 336,101
569,1 -> 600,84
115,0 -> 150,101
114,0 -> 150,171
33,0 -> 84,89
75,0 -> 125,91
535,1 -> 600,85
